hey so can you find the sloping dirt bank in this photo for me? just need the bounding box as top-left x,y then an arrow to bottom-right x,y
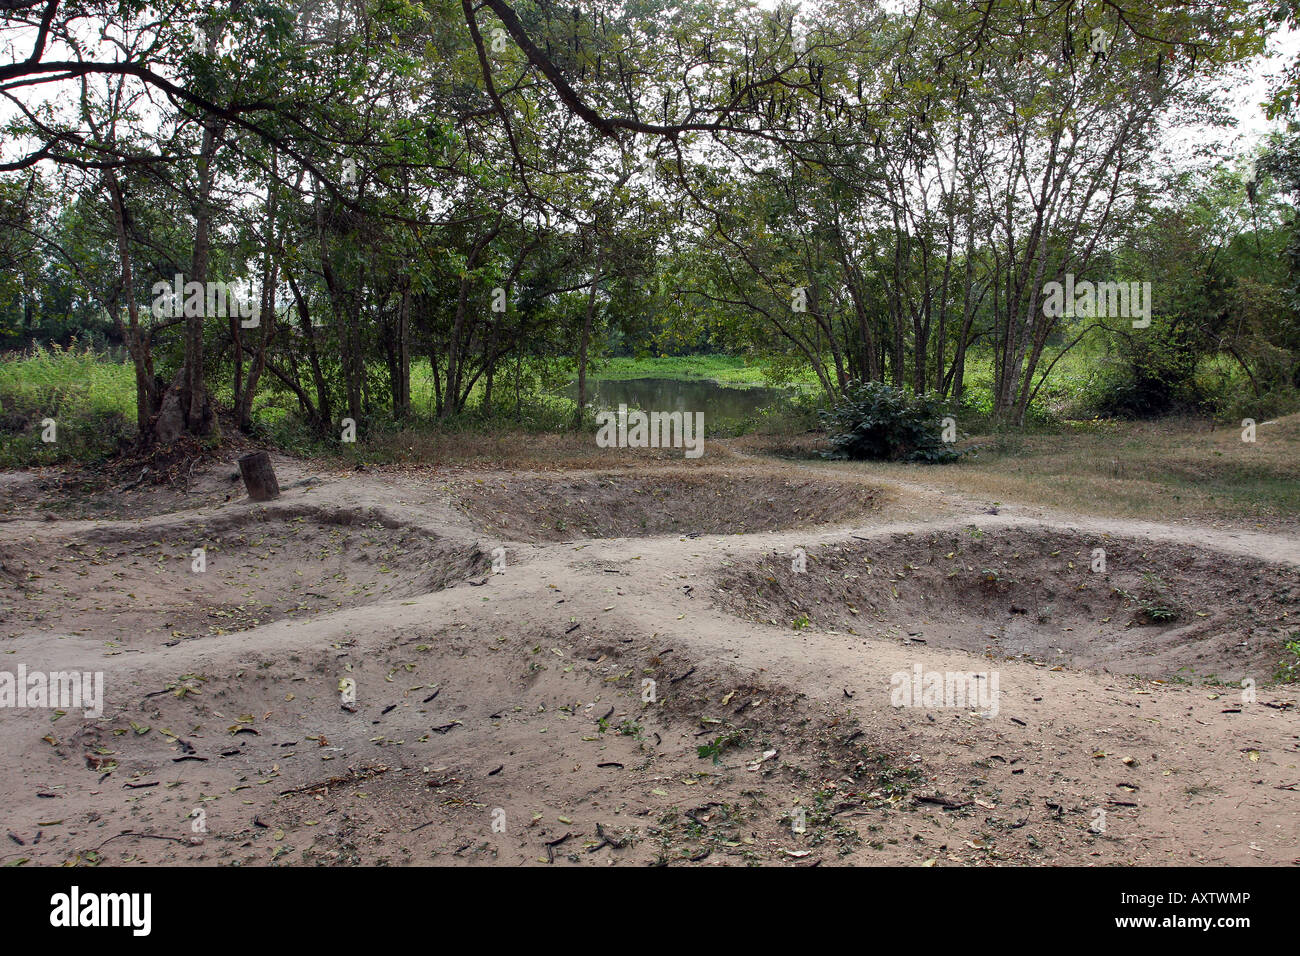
712,527 -> 1300,683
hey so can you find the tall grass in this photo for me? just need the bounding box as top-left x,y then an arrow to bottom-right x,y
0,344 -> 135,466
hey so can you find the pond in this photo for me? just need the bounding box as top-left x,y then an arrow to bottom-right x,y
562,377 -> 792,421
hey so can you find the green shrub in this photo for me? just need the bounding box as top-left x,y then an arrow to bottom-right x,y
1276,636 -> 1300,684
819,380 -> 961,463
1088,344 -> 1208,419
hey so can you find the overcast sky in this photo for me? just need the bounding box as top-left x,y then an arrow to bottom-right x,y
1226,25 -> 1299,148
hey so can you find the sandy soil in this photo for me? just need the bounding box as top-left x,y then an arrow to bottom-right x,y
0,448 -> 1296,867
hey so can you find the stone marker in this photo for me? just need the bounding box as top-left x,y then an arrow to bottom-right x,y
237,451 -> 280,501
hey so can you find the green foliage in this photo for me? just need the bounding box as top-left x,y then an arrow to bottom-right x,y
0,345 -> 135,466
1119,574 -> 1183,625
257,391 -> 582,463
1089,336 -> 1209,419
592,354 -> 801,386
1276,636 -> 1300,684
0,344 -> 134,417
696,731 -> 744,764
0,0 -> 1294,452
1077,156 -> 1300,422
820,381 -> 961,463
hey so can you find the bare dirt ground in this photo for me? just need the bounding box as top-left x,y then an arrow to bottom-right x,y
1,443 -> 1297,867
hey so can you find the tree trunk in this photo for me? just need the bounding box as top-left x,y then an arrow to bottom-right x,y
574,244 -> 605,428
237,164 -> 282,433
237,451 -> 281,502
104,173 -> 158,436
442,274 -> 472,419
184,112 -> 221,437
287,274 -> 331,431
397,280 -> 411,418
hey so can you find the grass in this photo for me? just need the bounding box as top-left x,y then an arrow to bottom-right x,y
814,413 -> 1300,527
346,410 -> 1299,531
0,344 -> 135,466
298,423 -> 754,470
0,343 -> 134,418
4,347 -> 1296,534
589,355 -> 802,387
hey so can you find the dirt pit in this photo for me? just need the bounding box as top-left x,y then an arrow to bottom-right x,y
22,614 -> 932,867
0,505 -> 489,645
713,526 -> 1300,683
450,470 -> 881,542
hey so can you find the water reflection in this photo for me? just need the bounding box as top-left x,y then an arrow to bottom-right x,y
564,377 -> 790,420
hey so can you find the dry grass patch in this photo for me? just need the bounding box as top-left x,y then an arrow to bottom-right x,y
744,414 -> 1300,528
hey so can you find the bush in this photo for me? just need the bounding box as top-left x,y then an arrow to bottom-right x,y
820,381 -> 961,463
1088,341 -> 1209,419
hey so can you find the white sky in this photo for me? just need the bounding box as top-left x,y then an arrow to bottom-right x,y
1223,25 -> 1300,148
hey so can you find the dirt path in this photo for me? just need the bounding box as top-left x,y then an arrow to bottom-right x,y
1,451 -> 1296,867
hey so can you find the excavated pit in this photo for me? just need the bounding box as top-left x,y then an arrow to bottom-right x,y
713,526 -> 1300,683
0,506 -> 489,645
451,470 -> 882,542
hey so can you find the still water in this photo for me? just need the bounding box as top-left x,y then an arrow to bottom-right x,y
564,377 -> 790,421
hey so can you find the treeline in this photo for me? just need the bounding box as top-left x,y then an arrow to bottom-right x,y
1,0 -> 1297,446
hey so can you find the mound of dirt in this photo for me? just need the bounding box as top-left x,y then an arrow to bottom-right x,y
0,447 -> 338,522
712,527 -> 1300,683
0,505 -> 489,646
450,470 -> 881,542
